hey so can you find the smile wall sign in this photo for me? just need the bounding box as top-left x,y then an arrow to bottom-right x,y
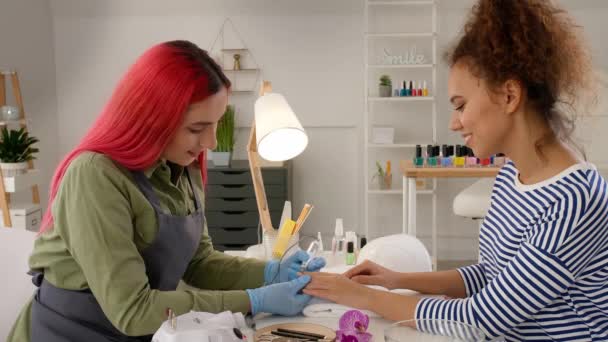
381,47 -> 426,65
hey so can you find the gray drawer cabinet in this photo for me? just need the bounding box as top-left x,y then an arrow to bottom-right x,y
205,160 -> 291,251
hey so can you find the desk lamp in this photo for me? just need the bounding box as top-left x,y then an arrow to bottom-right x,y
247,81 -> 307,233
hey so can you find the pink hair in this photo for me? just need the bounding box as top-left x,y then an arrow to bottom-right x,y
40,41 -> 230,233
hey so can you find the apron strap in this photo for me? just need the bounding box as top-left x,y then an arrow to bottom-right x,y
130,171 -> 162,208
184,168 -> 202,212
28,270 -> 44,287
132,167 -> 202,213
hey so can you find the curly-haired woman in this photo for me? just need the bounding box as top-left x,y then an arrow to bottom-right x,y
304,1 -> 607,340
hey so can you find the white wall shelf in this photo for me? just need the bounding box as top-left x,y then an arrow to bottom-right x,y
0,119 -> 28,126
368,189 -> 402,195
3,170 -> 40,193
222,68 -> 260,72
366,32 -> 435,38
364,0 -> 438,269
367,143 -> 418,148
221,48 -> 248,52
368,96 -> 434,102
368,189 -> 434,195
0,202 -> 41,231
367,64 -> 434,69
368,1 -> 434,5
210,19 -> 260,94
0,71 -> 41,229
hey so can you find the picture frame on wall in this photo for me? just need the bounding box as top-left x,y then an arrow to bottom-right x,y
371,126 -> 395,144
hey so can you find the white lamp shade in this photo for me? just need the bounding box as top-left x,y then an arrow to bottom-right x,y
254,93 -> 308,161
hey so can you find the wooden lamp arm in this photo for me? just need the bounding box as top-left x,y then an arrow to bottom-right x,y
248,81 -> 275,232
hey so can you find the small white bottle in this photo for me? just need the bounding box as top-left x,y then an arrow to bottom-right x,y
332,218 -> 344,256
317,231 -> 324,251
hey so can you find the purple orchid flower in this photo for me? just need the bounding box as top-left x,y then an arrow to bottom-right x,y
336,310 -> 373,342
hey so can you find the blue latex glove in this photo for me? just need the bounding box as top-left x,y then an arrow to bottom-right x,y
247,275 -> 312,316
264,250 -> 327,285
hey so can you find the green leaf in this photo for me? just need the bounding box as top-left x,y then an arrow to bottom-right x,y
375,161 -> 385,177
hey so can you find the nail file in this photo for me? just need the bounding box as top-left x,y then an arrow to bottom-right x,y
272,219 -> 296,259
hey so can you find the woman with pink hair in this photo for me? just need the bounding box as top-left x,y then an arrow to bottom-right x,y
8,40 -> 324,342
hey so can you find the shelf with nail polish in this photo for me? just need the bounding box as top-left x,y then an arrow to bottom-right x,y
412,144 -> 508,168
369,80 -> 433,102
364,0 -> 439,268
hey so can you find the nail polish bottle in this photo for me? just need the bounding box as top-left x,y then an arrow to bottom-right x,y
466,147 -> 478,167
360,236 -> 367,249
480,156 -> 491,167
409,81 -> 414,97
413,145 -> 425,167
434,145 -> 441,166
454,145 -> 465,167
394,84 -> 401,97
400,81 -> 407,97
423,81 -> 429,97
441,144 -> 453,167
346,241 -> 355,265
494,153 -> 506,167
418,81 -> 423,96
426,144 -> 437,167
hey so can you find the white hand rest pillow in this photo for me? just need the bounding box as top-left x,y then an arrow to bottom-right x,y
356,234 -> 432,273
303,286 -> 421,318
152,311 -> 252,342
305,237 -> 437,320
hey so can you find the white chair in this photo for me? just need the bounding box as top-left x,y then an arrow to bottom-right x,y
453,178 -> 494,262
357,234 -> 432,273
0,229 -> 36,340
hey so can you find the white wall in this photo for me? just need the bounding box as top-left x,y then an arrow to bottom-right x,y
0,0 -> 58,338
48,0 -> 608,261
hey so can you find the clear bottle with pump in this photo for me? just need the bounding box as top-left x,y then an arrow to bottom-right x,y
331,218 -> 345,257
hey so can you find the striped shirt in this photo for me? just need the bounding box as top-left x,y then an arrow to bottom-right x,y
415,162 -> 608,341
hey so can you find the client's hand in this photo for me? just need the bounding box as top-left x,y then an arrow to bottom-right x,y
343,260 -> 401,289
302,272 -> 374,310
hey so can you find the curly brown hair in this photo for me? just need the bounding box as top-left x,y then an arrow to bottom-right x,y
446,0 -> 594,154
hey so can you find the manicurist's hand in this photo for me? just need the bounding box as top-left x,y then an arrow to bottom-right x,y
265,250 -> 326,284
247,275 -> 312,316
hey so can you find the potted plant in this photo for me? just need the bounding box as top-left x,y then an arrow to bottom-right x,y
211,105 -> 235,166
372,161 -> 392,189
0,127 -> 39,176
379,75 -> 392,97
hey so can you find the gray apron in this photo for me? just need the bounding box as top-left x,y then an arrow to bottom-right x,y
30,169 -> 203,342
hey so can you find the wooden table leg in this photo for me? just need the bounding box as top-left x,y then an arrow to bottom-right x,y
407,177 -> 417,236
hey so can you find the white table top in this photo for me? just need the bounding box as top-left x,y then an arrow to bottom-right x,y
226,249 -> 393,338
225,250 -> 487,341
254,314 -> 394,340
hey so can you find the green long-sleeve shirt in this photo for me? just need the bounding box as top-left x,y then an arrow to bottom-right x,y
8,152 -> 266,341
